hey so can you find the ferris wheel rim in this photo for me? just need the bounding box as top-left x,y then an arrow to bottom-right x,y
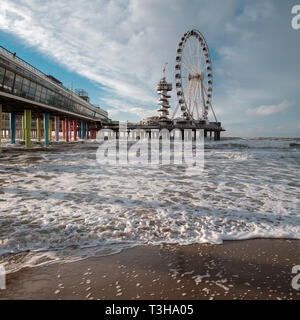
174,29 -> 213,121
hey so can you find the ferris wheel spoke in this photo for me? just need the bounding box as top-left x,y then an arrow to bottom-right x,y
173,30 -> 213,121
195,82 -> 201,119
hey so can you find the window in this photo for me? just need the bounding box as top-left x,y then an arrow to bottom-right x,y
3,69 -> 15,93
13,74 -> 23,95
0,66 -> 5,88
28,81 -> 37,99
35,85 -> 42,102
40,87 -> 47,103
21,78 -> 30,98
45,89 -> 52,104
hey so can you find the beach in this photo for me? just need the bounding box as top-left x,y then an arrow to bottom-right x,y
1,239 -> 300,300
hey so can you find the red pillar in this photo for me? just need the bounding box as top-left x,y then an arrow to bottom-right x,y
73,120 -> 77,141
62,120 -> 66,141
69,120 -> 72,141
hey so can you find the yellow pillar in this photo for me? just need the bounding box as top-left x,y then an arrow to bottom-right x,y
37,118 -> 41,142
49,118 -> 52,142
0,104 -> 2,146
24,109 -> 31,149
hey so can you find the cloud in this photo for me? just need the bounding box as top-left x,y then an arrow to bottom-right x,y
247,101 -> 290,116
0,0 -> 299,136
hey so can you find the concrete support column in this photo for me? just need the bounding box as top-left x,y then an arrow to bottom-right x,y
44,113 -> 50,147
73,120 -> 77,141
36,117 -> 41,142
10,113 -> 16,144
24,109 -> 31,149
55,116 -> 60,142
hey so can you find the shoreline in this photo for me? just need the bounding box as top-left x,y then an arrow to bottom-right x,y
1,239 -> 300,300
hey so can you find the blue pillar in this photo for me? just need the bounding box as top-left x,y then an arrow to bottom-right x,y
44,113 -> 49,147
81,120 -> 85,139
10,113 -> 16,144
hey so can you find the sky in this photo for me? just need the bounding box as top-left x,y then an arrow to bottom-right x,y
0,0 -> 299,137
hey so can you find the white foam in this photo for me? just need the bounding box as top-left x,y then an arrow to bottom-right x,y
0,139 -> 299,273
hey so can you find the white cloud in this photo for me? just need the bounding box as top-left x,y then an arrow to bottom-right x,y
247,101 -> 290,116
0,0 -> 299,136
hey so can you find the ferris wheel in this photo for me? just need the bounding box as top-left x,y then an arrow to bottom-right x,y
172,30 -> 217,122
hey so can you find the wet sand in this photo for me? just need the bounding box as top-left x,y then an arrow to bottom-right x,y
0,239 -> 300,300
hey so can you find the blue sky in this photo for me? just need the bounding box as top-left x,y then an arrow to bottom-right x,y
0,0 -> 299,137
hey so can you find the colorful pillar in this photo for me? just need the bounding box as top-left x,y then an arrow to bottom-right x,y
55,116 -> 59,142
49,118 -> 53,142
22,115 -> 25,141
81,120 -> 85,139
10,113 -> 16,144
86,122 -> 90,139
69,120 -> 72,141
73,120 -> 77,141
44,113 -> 49,147
62,119 -> 66,141
37,118 -> 41,142
65,119 -> 69,142
78,121 -> 82,139
24,109 -> 31,149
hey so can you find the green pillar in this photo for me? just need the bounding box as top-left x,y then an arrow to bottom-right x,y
24,109 -> 31,149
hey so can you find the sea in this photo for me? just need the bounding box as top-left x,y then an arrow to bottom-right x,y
0,137 -> 299,273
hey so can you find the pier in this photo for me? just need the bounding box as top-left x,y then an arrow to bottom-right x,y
0,46 -> 109,148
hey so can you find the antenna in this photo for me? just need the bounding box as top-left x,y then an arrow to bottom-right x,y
162,62 -> 168,78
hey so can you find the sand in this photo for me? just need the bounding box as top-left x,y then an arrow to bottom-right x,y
0,239 -> 300,300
